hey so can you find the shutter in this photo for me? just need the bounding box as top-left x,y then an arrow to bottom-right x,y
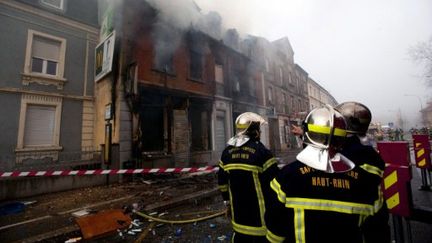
24,105 -> 56,146
32,36 -> 60,61
215,112 -> 226,151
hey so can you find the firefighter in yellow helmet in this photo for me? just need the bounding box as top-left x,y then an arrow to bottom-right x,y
218,112 -> 279,242
265,104 -> 390,243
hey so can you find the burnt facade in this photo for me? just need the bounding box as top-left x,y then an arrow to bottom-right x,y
95,0 -> 332,170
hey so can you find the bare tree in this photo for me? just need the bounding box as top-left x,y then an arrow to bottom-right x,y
410,38 -> 432,87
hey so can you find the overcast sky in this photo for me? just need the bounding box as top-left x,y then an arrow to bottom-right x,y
195,0 -> 432,129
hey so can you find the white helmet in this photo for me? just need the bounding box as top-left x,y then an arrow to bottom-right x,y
227,112 -> 267,147
235,112 -> 267,136
297,105 -> 355,173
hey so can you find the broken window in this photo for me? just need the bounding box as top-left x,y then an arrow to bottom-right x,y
154,52 -> 175,74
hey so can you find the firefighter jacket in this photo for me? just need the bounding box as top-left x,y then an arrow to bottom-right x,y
218,138 -> 279,237
265,136 -> 390,243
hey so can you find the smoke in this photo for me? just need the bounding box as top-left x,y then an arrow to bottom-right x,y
145,0 -> 226,70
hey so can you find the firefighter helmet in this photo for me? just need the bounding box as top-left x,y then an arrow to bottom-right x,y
302,105 -> 347,150
235,112 -> 267,136
335,102 -> 371,136
227,112 -> 267,147
297,105 -> 355,173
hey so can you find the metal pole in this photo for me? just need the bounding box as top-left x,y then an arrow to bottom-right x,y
392,215 -> 404,243
404,218 -> 412,243
419,169 -> 431,191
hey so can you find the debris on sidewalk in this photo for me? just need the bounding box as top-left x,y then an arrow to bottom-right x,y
71,209 -> 91,217
64,236 -> 82,243
75,209 -> 131,239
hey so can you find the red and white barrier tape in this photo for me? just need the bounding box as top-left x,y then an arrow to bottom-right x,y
0,166 -> 219,177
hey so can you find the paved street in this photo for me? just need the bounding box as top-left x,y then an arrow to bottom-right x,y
404,167 -> 432,243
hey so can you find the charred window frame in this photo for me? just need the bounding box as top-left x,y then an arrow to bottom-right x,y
139,94 -> 165,152
188,32 -> 205,81
189,50 -> 203,80
152,21 -> 177,75
153,53 -> 175,75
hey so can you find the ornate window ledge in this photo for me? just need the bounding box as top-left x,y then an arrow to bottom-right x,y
15,146 -> 63,164
22,73 -> 67,90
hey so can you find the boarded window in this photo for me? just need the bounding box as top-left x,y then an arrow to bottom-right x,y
190,106 -> 210,151
24,105 -> 56,146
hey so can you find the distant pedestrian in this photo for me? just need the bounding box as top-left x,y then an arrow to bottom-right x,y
218,112 -> 279,242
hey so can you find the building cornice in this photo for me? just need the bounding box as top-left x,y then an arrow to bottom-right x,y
1,0 -> 99,35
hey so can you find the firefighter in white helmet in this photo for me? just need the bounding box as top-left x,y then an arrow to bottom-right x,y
265,104 -> 390,243
218,112 -> 279,242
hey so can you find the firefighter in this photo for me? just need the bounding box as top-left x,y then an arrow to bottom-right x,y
218,112 -> 279,242
335,101 -> 391,243
265,104 -> 390,243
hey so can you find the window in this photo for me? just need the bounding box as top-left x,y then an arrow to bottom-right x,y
23,30 -> 67,89
282,93 -> 287,113
249,78 -> 256,96
154,53 -> 175,74
215,64 -> 224,84
24,105 -> 56,146
16,94 -> 62,157
31,36 -> 61,75
233,77 -> 240,92
41,0 -> 65,10
189,50 -> 203,80
279,67 -> 284,85
268,86 -> 273,104
265,59 -> 269,72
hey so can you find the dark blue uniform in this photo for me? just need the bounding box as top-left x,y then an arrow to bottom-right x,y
218,138 -> 278,242
265,136 -> 390,243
